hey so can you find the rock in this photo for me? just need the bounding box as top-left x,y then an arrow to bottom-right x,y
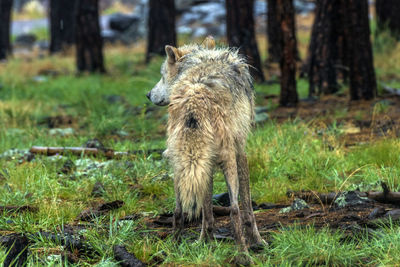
384,209 -> 400,221
280,198 -> 309,213
102,29 -> 120,44
106,13 -> 142,44
367,207 -> 386,220
14,33 -> 37,47
255,112 -> 269,124
109,13 -> 140,32
334,191 -> 372,208
35,40 -> 49,51
213,192 -> 230,207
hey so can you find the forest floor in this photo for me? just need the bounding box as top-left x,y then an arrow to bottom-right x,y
1,18 -> 400,266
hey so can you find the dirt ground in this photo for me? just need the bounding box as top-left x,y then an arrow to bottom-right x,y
265,92 -> 400,146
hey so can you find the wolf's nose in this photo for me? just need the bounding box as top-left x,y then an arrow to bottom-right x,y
146,91 -> 151,100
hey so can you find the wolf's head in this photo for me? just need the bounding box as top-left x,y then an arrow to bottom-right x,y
146,36 -> 216,106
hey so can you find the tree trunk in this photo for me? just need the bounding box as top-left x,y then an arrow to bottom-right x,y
277,0 -> 298,106
146,0 -> 176,63
75,0 -> 105,73
376,0 -> 400,39
345,0 -> 376,100
49,0 -> 78,53
226,0 -> 265,82
307,0 -> 340,96
0,0 -> 13,60
266,0 -> 281,63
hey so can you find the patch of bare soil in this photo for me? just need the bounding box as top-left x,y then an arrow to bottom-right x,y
265,93 -> 400,146
147,196 -> 400,243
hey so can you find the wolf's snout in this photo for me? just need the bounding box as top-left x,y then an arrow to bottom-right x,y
146,91 -> 151,100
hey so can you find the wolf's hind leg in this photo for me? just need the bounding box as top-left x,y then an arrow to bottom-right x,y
173,192 -> 184,239
199,177 -> 214,241
237,151 -> 265,246
221,154 -> 247,250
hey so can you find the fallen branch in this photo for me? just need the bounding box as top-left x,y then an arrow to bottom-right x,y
29,146 -> 164,159
288,185 -> 400,206
113,245 -> 146,267
287,191 -> 339,205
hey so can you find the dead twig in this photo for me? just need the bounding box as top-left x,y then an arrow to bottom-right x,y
29,146 -> 164,159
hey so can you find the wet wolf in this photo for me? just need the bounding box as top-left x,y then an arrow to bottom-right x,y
146,37 -> 264,252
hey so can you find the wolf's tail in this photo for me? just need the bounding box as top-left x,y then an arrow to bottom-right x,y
168,87 -> 215,219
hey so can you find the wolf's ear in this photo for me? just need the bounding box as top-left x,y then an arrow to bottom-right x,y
201,36 -> 215,49
165,45 -> 181,64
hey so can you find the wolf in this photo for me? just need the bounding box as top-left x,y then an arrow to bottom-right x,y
147,37 -> 264,252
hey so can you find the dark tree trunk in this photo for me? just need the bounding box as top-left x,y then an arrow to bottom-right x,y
277,0 -> 298,106
146,0 -> 176,63
226,0 -> 265,82
266,0 -> 281,63
75,0 -> 105,73
307,0 -> 340,96
49,0 -> 78,53
376,0 -> 400,39
0,0 -> 13,60
345,0 -> 376,100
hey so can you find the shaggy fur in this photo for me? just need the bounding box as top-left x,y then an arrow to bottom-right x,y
147,37 -> 264,251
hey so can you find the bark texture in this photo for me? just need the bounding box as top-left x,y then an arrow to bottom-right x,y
307,0 -> 340,96
277,0 -> 298,106
146,0 -> 176,63
226,0 -> 265,82
75,0 -> 105,73
49,0 -> 78,53
345,0 -> 376,100
266,0 -> 281,63
0,0 -> 13,60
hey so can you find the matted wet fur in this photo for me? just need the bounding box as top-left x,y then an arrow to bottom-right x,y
147,37 -> 264,254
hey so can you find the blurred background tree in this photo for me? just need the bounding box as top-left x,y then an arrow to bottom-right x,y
225,0 -> 265,82
345,0 -> 376,100
276,0 -> 298,106
146,0 -> 176,63
266,0 -> 281,63
376,0 -> 400,40
0,0 -> 13,60
49,0 -> 77,53
75,0 -> 105,73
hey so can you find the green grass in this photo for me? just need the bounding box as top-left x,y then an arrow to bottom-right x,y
1,35 -> 400,265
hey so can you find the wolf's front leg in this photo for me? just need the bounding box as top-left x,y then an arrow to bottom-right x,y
199,178 -> 214,241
